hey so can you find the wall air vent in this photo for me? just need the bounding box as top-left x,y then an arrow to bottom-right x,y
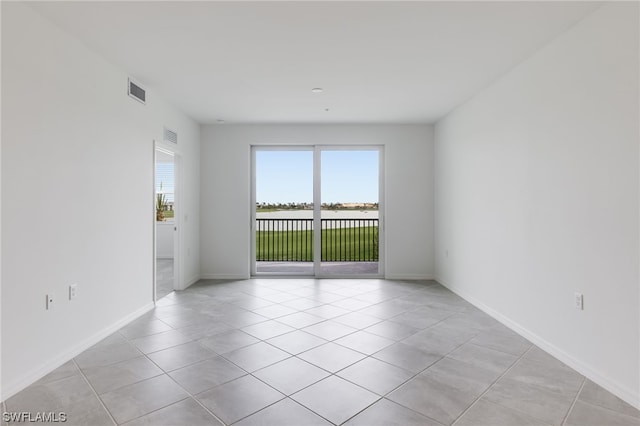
164,127 -> 178,144
128,78 -> 146,104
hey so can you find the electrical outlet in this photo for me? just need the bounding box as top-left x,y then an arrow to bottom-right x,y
574,293 -> 584,310
46,293 -> 55,310
69,284 -> 77,300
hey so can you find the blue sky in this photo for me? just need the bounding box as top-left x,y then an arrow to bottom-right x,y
256,150 -> 379,203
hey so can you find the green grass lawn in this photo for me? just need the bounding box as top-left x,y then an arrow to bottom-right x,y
256,227 -> 378,261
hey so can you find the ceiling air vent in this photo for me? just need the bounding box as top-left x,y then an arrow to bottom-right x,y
164,127 -> 178,144
128,78 -> 146,104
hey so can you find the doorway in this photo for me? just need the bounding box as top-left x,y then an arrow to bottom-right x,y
155,146 -> 179,299
251,146 -> 383,277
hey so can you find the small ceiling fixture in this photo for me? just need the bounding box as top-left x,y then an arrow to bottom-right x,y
311,88 -> 323,93
217,119 -> 225,124
325,108 -> 330,112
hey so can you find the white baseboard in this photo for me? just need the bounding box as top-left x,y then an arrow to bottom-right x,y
175,275 -> 201,291
385,274 -> 435,280
183,275 -> 201,289
1,302 -> 154,402
199,273 -> 249,280
435,276 -> 640,411
200,273 -> 437,281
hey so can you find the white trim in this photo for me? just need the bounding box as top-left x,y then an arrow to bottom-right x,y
378,146 -> 386,277
386,274 -> 435,280
155,139 -> 184,157
155,146 -> 175,157
436,276 -> 640,410
250,147 -> 257,276
153,142 -> 183,296
242,275 -> 316,280
200,274 -> 250,280
315,274 -> 383,279
251,146 -> 316,278
183,275 -> 201,289
251,145 -> 384,278
173,153 -> 183,291
152,143 -> 157,302
313,146 -> 322,274
316,145 -> 384,278
1,302 -> 154,401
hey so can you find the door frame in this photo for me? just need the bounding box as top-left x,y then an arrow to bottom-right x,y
250,146 -> 314,277
153,140 -> 182,302
250,145 -> 385,278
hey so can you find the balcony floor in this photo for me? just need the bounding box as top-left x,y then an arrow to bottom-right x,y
256,261 -> 379,275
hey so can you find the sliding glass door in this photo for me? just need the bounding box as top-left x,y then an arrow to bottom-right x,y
319,149 -> 380,276
252,146 -> 383,277
254,149 -> 314,275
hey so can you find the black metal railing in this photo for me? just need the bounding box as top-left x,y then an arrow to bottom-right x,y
256,218 -> 379,262
256,219 -> 313,262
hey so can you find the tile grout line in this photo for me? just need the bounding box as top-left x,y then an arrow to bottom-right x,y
194,334 -> 306,425
357,325 -> 483,426
328,292 -> 477,421
570,393 -> 640,420
336,361 -> 443,426
331,295 -> 474,425
450,342 -> 536,426
159,370 -> 228,426
145,306 -> 320,425
336,397 -> 384,426
227,376 -> 329,426
133,326 -> 228,426
82,334 -> 177,420
561,377 -> 587,426
71,358 -> 119,426
62,279 -> 606,426
227,312 -> 395,425
116,314 -> 229,425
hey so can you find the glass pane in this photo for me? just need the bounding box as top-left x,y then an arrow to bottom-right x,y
320,150 -> 379,276
255,150 -> 314,274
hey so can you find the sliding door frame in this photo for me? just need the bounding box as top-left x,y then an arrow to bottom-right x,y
250,146 -> 315,277
153,140 -> 183,302
251,145 -> 385,278
315,145 -> 385,278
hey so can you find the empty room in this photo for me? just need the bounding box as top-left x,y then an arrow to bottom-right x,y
1,1 -> 638,425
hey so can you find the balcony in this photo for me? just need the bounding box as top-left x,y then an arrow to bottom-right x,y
256,218 -> 379,274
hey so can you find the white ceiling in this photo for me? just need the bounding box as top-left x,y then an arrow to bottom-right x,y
30,1 -> 601,124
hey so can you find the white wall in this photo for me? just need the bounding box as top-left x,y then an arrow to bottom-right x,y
435,2 -> 639,407
1,3 -> 200,399
156,222 -> 175,259
200,124 -> 434,280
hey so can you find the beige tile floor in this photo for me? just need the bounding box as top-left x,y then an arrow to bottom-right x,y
4,279 -> 639,425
